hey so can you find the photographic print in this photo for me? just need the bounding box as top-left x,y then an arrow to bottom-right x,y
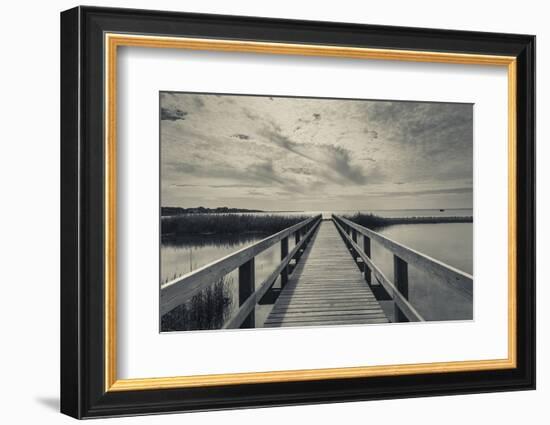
160,92 -> 474,332
61,9 -> 535,417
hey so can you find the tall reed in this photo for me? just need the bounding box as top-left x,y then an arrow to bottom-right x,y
161,276 -> 233,331
345,213 -> 473,230
162,213 -> 310,236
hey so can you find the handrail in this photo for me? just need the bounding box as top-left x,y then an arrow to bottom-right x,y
333,215 -> 473,299
332,218 -> 424,322
223,219 -> 320,329
160,215 -> 322,317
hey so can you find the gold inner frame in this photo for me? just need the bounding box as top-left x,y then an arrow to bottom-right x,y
104,33 -> 518,392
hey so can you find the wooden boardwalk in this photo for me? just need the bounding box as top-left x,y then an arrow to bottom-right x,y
264,220 -> 389,328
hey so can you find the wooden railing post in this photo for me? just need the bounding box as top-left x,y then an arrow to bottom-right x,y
350,229 -> 358,260
238,258 -> 255,328
363,235 -> 371,284
294,230 -> 302,260
393,255 -> 409,322
281,237 -> 289,287
342,223 -> 350,247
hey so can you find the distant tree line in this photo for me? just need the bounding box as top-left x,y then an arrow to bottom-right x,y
161,206 -> 263,216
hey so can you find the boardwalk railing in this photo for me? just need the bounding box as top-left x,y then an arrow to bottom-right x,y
333,215 -> 473,322
161,215 -> 322,328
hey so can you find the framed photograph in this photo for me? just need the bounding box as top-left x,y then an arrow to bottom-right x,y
60,6 -> 535,419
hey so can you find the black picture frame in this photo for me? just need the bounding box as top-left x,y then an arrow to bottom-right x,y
61,5 -> 535,419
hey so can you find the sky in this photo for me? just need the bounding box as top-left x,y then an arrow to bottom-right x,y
160,92 -> 473,212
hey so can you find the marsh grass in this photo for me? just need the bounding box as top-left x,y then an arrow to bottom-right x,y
160,214 -> 312,331
162,213 -> 310,237
161,276 -> 233,331
345,213 -> 473,230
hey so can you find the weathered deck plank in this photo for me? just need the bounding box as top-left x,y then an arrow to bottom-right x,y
264,220 -> 388,328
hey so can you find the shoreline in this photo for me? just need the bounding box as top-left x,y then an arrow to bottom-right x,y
161,213 -> 472,238
344,213 -> 472,230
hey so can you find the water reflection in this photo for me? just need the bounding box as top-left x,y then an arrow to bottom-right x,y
375,223 -> 473,321
161,234 -> 268,283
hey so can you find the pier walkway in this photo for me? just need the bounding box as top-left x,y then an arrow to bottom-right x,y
264,221 -> 388,327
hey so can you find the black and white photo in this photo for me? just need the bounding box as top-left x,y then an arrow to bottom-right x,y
160,92 -> 474,331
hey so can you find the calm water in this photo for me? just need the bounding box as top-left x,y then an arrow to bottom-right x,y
374,223 -> 473,321
161,209 -> 473,326
162,233 -> 298,325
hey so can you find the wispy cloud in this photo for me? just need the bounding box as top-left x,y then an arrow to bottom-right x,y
259,127 -> 312,161
231,134 -> 250,140
160,107 -> 187,121
319,144 -> 367,184
258,126 -> 370,185
160,93 -> 473,210
284,167 -> 313,176
246,160 -> 288,185
209,183 -> 265,189
378,186 -> 473,197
